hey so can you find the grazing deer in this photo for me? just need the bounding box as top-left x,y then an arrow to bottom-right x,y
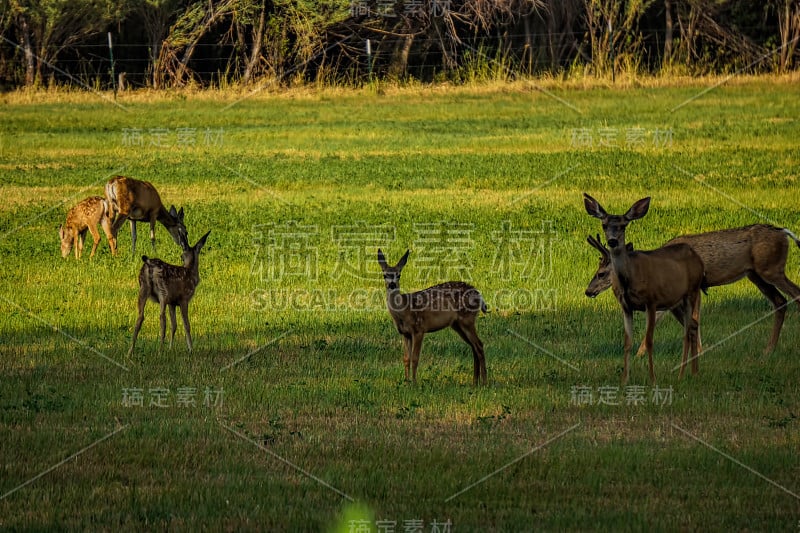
377,249 -> 488,386
583,193 -> 705,383
585,225 -> 800,354
59,196 -> 114,259
129,231 -> 211,355
104,176 -> 187,256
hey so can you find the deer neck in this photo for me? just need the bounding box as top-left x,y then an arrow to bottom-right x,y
385,286 -> 410,323
608,244 -> 638,308
156,205 -> 176,227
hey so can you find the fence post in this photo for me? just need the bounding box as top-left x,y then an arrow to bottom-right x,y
108,32 -> 117,98
366,39 -> 373,81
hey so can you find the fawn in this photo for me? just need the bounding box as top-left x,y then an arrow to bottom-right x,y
377,249 -> 488,385
59,196 -> 114,259
129,231 -> 211,355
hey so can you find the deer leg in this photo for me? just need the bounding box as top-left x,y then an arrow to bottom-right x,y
453,320 -> 487,386
677,298 -> 693,380
179,301 -> 193,352
110,215 -> 128,256
77,230 -> 88,259
150,217 -> 157,254
635,310 -> 667,357
129,290 -> 148,355
130,220 -> 138,257
158,300 -> 167,351
622,311 -> 634,385
402,335 -> 412,382
101,214 -> 114,256
690,291 -> 701,376
644,306 -> 656,384
752,270 -> 800,353
168,305 -> 177,349
410,333 -> 424,384
72,233 -> 81,260
88,224 -> 101,258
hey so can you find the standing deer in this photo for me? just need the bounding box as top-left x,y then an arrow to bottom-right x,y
583,193 -> 705,383
129,231 -> 211,355
585,225 -> 800,354
377,249 -> 488,386
59,196 -> 114,259
105,176 -> 187,256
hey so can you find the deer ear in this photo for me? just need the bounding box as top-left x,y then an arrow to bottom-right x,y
377,248 -> 389,268
583,192 -> 607,219
194,230 -> 211,252
625,197 -> 651,221
178,207 -> 184,222
396,249 -> 410,269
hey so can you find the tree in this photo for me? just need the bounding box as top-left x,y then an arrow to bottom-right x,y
8,0 -> 122,86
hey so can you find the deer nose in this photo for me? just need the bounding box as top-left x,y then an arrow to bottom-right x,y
585,289 -> 597,298
607,238 -> 619,248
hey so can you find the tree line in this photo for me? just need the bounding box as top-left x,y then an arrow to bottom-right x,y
1,0 -> 798,90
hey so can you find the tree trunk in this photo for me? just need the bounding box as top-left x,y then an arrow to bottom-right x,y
388,30 -> 413,78
18,16 -> 35,86
243,0 -> 266,83
664,0 -> 673,64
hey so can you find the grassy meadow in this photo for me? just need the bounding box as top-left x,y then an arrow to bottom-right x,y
1,78 -> 799,530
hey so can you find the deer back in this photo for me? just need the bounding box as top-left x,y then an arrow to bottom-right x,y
60,196 -> 108,253
138,230 -> 210,305
106,176 -> 164,221
668,224 -> 787,286
618,244 -> 704,311
139,257 -> 198,305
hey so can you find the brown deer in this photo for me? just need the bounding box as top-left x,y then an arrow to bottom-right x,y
586,234 -> 699,357
377,249 -> 488,386
583,193 -> 705,383
104,176 -> 187,256
585,225 -> 800,354
129,231 -> 211,355
59,196 -> 114,259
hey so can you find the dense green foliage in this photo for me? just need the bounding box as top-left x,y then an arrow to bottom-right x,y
1,79 -> 799,530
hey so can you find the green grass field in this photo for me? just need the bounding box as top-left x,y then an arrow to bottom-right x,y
1,78 -> 799,531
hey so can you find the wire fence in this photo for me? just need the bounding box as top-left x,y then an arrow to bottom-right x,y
3,27 -> 795,90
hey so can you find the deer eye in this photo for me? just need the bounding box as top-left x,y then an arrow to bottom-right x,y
599,272 -> 608,279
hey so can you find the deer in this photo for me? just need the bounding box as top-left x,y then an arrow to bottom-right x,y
585,225 -> 800,355
583,193 -> 706,384
59,196 -> 114,259
104,176 -> 187,257
377,249 -> 488,386
586,234 -> 701,357
129,231 -> 211,355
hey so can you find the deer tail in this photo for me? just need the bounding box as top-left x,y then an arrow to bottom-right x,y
783,228 -> 800,249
